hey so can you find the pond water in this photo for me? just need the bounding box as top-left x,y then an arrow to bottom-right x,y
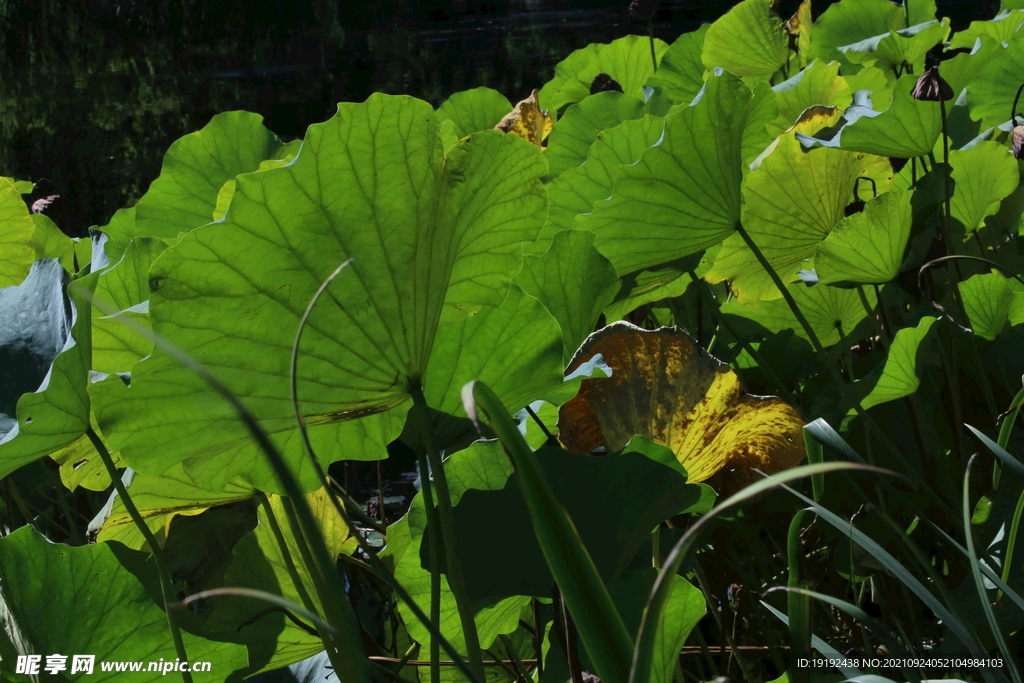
0,0 -> 996,236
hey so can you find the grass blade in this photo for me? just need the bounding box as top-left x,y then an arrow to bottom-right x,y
462,380 -> 634,683
630,461 -> 892,683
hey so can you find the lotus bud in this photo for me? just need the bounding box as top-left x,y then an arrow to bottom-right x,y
590,73 -> 623,95
911,67 -> 954,102
1012,124 -> 1024,160
628,0 -> 659,20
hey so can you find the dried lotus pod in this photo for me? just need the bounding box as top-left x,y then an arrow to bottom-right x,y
590,73 -> 623,95
911,67 -> 954,102
1012,124 -> 1024,160
628,0 -> 659,20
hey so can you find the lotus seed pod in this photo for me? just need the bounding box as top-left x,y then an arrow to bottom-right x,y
628,0 -> 659,20
1012,124 -> 1024,160
911,67 -> 954,102
590,73 -> 623,95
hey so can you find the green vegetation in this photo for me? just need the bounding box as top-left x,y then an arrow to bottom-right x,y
2,0 -> 1024,682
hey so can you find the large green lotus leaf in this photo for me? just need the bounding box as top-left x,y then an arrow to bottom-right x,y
394,473 -> 531,655
543,91 -> 646,181
436,87 -> 512,141
538,35 -> 670,114
949,140 -> 1020,235
646,25 -> 710,105
419,284 -> 565,450
701,0 -> 789,77
538,115 -> 665,251
0,264 -> 95,481
969,37 -> 1024,126
603,254 -> 702,322
96,463 -> 255,550
517,230 -> 621,364
91,310 -> 153,374
577,74 -> 771,276
854,316 -> 937,412
89,236 -> 167,373
95,94 -> 546,492
211,147 -> 301,222
830,75 -> 942,157
537,43 -> 602,117
423,435 -> 702,610
706,133 -> 893,303
950,10 -> 1024,50
809,0 -> 936,65
30,214 -> 86,274
816,189 -> 913,286
721,280 -> 875,347
133,111 -> 293,241
0,177 -> 35,288
0,525 -> 249,682
767,61 -> 852,138
959,272 -> 1024,340
202,486 -> 352,675
840,19 -> 950,73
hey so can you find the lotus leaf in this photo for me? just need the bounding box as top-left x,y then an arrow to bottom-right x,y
94,94 -> 548,492
721,279 -> 875,346
132,111 -> 296,243
603,254 -> 703,323
517,230 -> 621,364
540,114 -> 664,251
96,463 -> 255,550
815,74 -> 942,157
577,73 -> 775,275
537,35 -> 669,115
701,0 -> 789,78
949,10 -> 1024,50
969,36 -> 1024,126
706,132 -> 893,302
0,264 -> 96,481
809,0 -> 936,66
557,323 -> 805,490
767,61 -> 852,138
959,272 -> 1024,340
0,525 -> 249,681
857,316 -> 937,411
949,140 -> 1021,234
418,284 -> 566,450
543,91 -> 646,181
0,177 -> 35,287
839,19 -> 950,74
645,24 -> 710,105
816,189 -> 913,286
436,87 -> 513,141
30,213 -> 84,274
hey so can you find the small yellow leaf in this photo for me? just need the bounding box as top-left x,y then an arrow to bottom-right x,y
495,90 -> 553,148
558,322 -> 805,493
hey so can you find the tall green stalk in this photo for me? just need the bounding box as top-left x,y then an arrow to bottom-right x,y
86,428 -> 194,683
409,385 -> 486,682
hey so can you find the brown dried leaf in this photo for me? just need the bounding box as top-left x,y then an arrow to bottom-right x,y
494,90 -> 553,148
558,322 -> 805,492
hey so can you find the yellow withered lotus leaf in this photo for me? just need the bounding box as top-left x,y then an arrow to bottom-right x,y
494,90 -> 553,148
558,322 -> 805,489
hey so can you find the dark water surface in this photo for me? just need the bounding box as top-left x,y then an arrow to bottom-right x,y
0,0 -> 996,236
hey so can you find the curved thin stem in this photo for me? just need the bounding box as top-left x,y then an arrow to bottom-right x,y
86,428 -> 194,683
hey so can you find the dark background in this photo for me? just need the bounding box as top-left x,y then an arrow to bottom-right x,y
0,0 -> 1001,236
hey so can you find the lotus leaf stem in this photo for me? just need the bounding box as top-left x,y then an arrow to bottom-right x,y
86,427 -> 195,683
409,384 -> 487,682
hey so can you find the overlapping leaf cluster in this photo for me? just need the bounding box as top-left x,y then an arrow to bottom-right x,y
2,0 -> 1024,681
